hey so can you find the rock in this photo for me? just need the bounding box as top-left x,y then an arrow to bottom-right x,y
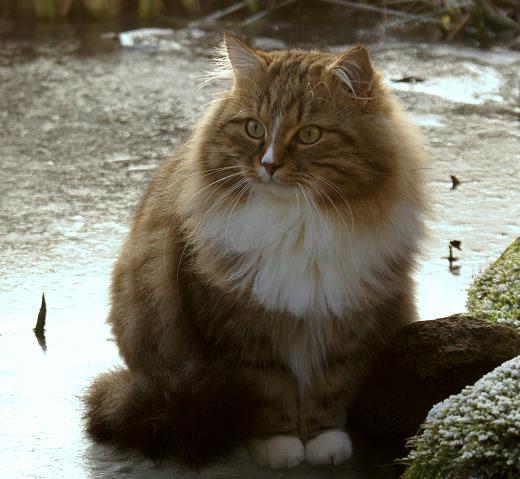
349,314 -> 520,446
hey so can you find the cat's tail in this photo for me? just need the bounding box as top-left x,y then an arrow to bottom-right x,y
84,361 -> 258,468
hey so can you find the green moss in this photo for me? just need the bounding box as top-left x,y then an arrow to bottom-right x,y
402,355 -> 520,479
467,237 -> 520,330
402,238 -> 520,478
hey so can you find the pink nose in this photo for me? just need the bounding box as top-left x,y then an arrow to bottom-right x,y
262,162 -> 278,176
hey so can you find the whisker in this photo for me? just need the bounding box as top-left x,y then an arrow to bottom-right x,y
173,165 -> 245,185
187,175 -> 247,246
294,186 -> 301,237
297,183 -> 317,249
301,182 -> 335,268
175,176 -> 247,294
164,169 -> 245,286
303,173 -> 356,268
310,174 -> 356,231
224,180 -> 250,245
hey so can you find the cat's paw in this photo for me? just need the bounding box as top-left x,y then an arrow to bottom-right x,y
305,429 -> 353,466
249,435 -> 305,468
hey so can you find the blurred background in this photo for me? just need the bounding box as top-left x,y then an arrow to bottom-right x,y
1,1 -> 519,479
0,0 -> 519,46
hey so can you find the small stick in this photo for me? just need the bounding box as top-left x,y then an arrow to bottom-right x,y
317,0 -> 439,23
445,13 -> 470,41
194,0 -> 249,25
383,1 -> 474,29
138,0 -> 162,20
238,0 -> 297,27
34,293 -> 46,338
60,0 -> 74,17
450,174 -> 461,189
478,0 -> 520,32
450,240 -> 462,251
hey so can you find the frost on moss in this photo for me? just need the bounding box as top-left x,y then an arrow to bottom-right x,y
402,355 -> 520,479
467,237 -> 520,330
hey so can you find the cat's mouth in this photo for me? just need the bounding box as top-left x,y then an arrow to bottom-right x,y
253,167 -> 292,188
255,164 -> 281,185
251,181 -> 296,199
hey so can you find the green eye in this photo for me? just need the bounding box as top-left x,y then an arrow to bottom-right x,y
245,119 -> 265,139
298,126 -> 321,145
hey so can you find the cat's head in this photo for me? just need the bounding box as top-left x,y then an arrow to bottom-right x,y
192,35 -> 424,222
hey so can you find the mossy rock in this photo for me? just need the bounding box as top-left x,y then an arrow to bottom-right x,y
401,355 -> 520,479
402,238 -> 520,478
467,237 -> 520,330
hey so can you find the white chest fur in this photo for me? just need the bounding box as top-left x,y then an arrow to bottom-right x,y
200,184 -> 421,320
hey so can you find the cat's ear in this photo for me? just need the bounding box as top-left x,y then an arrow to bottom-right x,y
223,33 -> 266,78
331,46 -> 374,99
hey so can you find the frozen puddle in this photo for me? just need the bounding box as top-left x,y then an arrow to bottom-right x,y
390,64 -> 504,105
118,28 -> 182,50
117,27 -> 207,51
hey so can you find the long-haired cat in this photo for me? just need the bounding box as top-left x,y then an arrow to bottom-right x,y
85,34 -> 427,468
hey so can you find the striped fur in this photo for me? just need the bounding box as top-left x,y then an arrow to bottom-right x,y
84,35 -> 428,468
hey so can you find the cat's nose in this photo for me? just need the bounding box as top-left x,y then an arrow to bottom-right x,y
262,161 -> 278,176
261,145 -> 279,176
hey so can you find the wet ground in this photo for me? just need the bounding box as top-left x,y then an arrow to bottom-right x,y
0,17 -> 519,479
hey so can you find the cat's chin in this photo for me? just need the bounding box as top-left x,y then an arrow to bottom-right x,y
251,181 -> 297,200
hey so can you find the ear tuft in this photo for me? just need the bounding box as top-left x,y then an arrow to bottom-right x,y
331,46 -> 374,99
223,33 -> 266,78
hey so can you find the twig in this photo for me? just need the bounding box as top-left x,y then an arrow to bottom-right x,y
473,0 -> 491,44
445,13 -> 470,40
450,174 -> 461,189
194,0 -> 249,25
238,0 -> 298,27
317,0 -> 440,24
60,0 -> 74,16
496,0 -> 520,8
383,1 -> 474,29
446,241 -> 462,275
138,0 -> 163,20
477,0 -> 520,32
34,293 -> 46,337
33,293 -> 47,352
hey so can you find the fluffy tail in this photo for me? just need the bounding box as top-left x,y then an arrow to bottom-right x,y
84,362 -> 258,468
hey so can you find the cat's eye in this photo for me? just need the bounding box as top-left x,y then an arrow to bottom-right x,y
245,119 -> 265,139
297,126 -> 321,145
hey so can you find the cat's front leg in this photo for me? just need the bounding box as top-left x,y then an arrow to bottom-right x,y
299,363 -> 357,465
249,435 -> 305,468
305,429 -> 353,465
249,430 -> 353,468
242,366 -> 304,468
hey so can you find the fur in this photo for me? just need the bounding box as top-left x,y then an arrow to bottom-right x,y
197,186 -> 422,385
84,34 -> 428,468
200,187 -> 421,319
84,361 -> 258,467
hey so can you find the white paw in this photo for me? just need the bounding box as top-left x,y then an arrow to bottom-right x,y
249,435 -> 305,468
305,429 -> 353,465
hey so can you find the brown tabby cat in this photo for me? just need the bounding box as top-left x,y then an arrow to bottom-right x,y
85,34 -> 427,468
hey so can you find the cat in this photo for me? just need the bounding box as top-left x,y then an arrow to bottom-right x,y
84,34 -> 427,469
